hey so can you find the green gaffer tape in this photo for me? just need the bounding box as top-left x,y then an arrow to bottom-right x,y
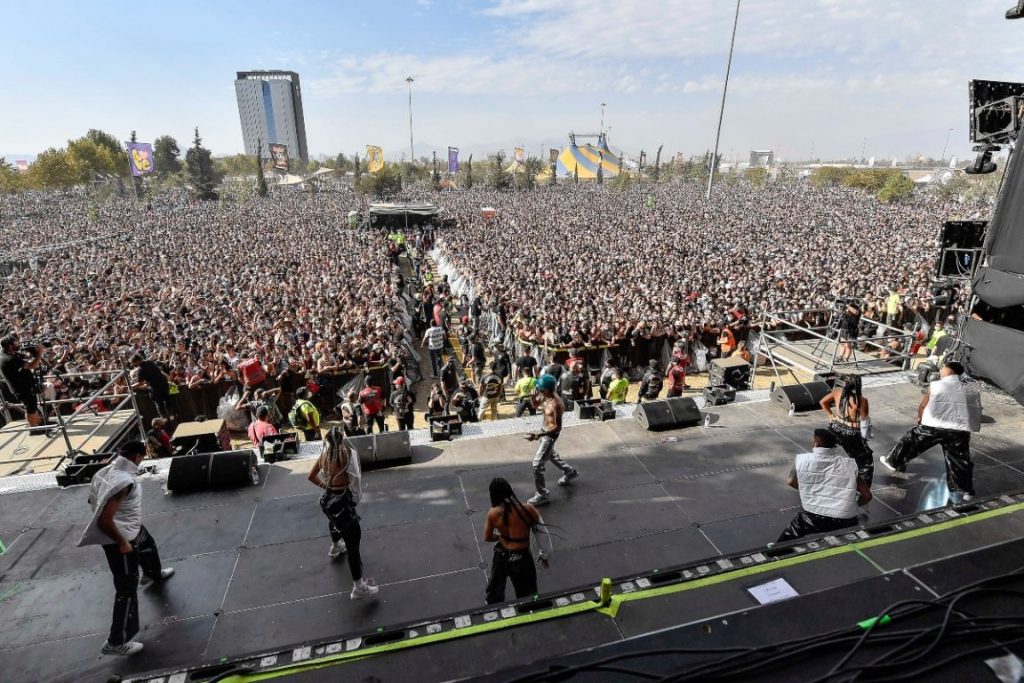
232,500 -> 1024,681
857,614 -> 893,630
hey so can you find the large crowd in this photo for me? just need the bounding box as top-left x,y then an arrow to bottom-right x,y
0,178 -> 982,421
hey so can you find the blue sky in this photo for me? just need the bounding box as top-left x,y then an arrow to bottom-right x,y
3,0 -> 1023,163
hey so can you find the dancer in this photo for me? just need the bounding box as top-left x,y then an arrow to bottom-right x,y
308,427 -> 378,599
525,374 -> 578,505
819,374 -> 874,486
483,477 -> 552,603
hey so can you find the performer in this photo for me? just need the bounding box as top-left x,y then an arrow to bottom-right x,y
777,429 -> 872,542
882,361 -> 978,503
483,477 -> 552,604
837,301 -> 862,363
525,374 -> 578,505
78,441 -> 174,656
819,375 -> 874,486
0,334 -> 44,427
307,427 -> 379,599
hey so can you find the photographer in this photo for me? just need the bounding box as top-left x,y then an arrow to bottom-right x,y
130,353 -> 174,420
0,334 -> 45,427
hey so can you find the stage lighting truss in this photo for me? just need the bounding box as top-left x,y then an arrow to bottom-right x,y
970,80 -> 1024,146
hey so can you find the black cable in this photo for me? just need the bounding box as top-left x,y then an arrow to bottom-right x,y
502,647 -> 753,683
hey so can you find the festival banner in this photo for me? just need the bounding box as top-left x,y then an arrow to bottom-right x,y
269,143 -> 290,171
366,145 -> 384,174
549,148 -> 559,164
127,142 -> 154,177
514,147 -> 525,167
448,146 -> 459,173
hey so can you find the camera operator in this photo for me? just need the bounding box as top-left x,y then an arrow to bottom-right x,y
0,334 -> 45,427
838,300 -> 862,363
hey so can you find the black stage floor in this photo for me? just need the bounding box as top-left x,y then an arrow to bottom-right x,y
1,381 -> 1023,683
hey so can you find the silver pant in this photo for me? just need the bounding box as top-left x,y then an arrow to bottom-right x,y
533,436 -> 573,494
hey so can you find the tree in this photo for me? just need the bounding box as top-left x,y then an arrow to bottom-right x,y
0,158 -> 24,193
574,163 -> 579,185
744,166 -> 768,186
215,154 -> 255,178
878,173 -> 915,203
596,155 -> 604,185
334,152 -> 349,175
809,165 -> 854,187
357,162 -> 402,198
25,147 -> 80,189
153,135 -> 182,176
464,154 -> 473,189
185,127 -> 222,200
353,153 -> 362,182
522,156 -> 544,190
488,151 -> 512,190
256,138 -> 268,197
653,145 -> 663,181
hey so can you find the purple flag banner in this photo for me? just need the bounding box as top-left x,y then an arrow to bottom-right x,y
127,142 -> 154,176
448,146 -> 459,173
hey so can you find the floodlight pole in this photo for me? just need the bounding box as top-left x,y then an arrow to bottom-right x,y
941,128 -> 954,163
406,76 -> 415,166
706,0 -> 741,201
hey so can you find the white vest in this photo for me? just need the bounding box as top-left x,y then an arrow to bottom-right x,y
795,447 -> 859,520
922,375 -> 972,432
78,456 -> 142,546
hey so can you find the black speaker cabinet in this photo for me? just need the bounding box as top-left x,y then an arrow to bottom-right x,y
574,397 -> 603,420
374,430 -> 412,466
710,356 -> 751,390
167,450 -> 258,493
770,381 -> 832,413
634,397 -> 701,431
703,384 -> 737,406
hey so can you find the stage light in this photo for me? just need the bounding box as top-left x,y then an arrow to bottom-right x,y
1007,1 -> 1024,19
965,144 -> 1000,175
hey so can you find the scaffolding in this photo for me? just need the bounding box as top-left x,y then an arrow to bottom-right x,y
0,361 -> 146,473
754,308 -> 915,386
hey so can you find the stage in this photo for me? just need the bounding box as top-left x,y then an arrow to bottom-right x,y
0,410 -> 139,478
1,380 -> 1022,682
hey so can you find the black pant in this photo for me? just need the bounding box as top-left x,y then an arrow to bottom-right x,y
101,526 -> 163,645
320,490 -> 363,582
887,424 -> 973,494
303,428 -> 321,442
485,545 -> 537,604
365,412 -> 386,434
777,510 -> 857,543
396,411 -> 414,430
829,423 -> 874,486
515,397 -> 537,417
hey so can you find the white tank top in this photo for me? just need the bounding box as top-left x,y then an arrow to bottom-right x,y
795,448 -> 859,519
922,375 -> 971,432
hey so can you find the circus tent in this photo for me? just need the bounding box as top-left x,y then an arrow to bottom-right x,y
552,133 -> 625,179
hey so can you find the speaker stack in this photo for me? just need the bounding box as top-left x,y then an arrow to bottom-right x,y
634,397 -> 702,431
167,449 -> 259,493
709,356 -> 751,391
770,381 -> 831,413
346,430 -> 413,466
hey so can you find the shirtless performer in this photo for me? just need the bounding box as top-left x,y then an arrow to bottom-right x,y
819,374 -> 874,486
525,374 -> 578,505
483,477 -> 553,603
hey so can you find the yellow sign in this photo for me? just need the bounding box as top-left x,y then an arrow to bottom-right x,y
366,145 -> 384,174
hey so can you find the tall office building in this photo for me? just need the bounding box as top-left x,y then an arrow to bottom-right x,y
234,70 -> 309,164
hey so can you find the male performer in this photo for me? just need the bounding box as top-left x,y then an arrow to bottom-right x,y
525,374 -> 578,505
78,441 -> 174,656
882,361 -> 978,503
777,429 -> 872,542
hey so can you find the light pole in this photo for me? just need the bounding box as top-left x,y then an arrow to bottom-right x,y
706,0 -> 741,201
601,102 -> 606,135
941,128 -> 954,163
406,76 -> 415,165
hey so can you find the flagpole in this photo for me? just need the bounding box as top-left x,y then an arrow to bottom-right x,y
706,0 -> 741,201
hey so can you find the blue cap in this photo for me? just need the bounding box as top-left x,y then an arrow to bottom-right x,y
536,374 -> 557,392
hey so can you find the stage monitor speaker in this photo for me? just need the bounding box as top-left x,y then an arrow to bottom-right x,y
710,356 -> 751,390
771,382 -> 831,413
347,434 -> 376,467
634,397 -> 701,431
574,397 -> 603,420
167,450 -> 258,493
703,384 -> 737,406
374,430 -> 411,466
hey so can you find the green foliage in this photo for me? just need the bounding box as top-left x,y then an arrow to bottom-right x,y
185,128 -> 222,200
517,157 -> 544,190
356,162 -> 402,198
0,158 -> 24,193
353,153 -> 363,182
573,163 -> 579,185
653,145 -> 662,181
307,159 -> 321,173
153,136 -> 182,176
610,170 -> 632,191
488,151 -> 512,190
25,147 -> 80,189
334,153 -> 349,174
841,168 -> 900,193
877,173 -> 915,203
215,153 -> 256,178
256,142 -> 268,198
463,154 -> 473,189
809,166 -> 854,187
744,166 -> 768,186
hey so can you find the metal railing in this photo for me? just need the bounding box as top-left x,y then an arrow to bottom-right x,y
0,362 -> 146,471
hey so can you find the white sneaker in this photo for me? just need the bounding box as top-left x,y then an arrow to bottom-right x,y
101,640 -> 144,656
351,578 -> 379,600
528,491 -> 550,505
142,567 -> 174,584
328,540 -> 347,559
557,470 -> 579,486
879,453 -> 900,473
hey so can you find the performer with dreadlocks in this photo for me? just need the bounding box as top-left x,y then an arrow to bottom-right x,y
483,477 -> 553,604
308,427 -> 379,600
819,374 -> 874,487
